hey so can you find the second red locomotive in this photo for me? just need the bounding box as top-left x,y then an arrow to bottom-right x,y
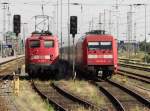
62,30 -> 118,79
75,30 -> 118,78
25,31 -> 59,77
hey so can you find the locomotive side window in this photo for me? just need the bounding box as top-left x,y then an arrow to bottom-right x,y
30,40 -> 40,48
88,41 -> 112,50
44,40 -> 54,48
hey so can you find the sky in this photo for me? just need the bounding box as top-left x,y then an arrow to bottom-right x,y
0,0 -> 150,45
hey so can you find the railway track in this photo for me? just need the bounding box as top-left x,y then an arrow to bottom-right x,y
0,56 -> 24,74
119,62 -> 150,72
119,58 -> 141,62
91,81 -> 125,111
0,75 -> 11,111
0,56 -> 24,66
0,74 -> 18,111
92,79 -> 150,111
117,69 -> 150,84
126,81 -> 150,92
119,58 -> 150,67
32,80 -> 102,111
119,58 -> 150,72
118,61 -> 150,90
0,56 -> 24,111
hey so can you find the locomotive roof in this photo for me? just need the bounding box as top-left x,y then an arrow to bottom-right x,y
85,30 -> 106,35
83,30 -> 115,39
85,34 -> 114,40
32,31 -> 53,36
26,30 -> 58,40
77,34 -> 114,43
27,34 -> 57,40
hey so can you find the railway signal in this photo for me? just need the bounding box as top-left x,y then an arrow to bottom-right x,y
13,15 -> 21,77
70,16 -> 77,37
70,16 -> 78,80
13,15 -> 21,35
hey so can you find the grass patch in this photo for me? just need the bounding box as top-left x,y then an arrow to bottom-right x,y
57,80 -> 106,107
74,107 -> 91,111
119,51 -> 145,61
12,80 -> 54,111
130,105 -> 149,111
112,75 -> 129,84
113,74 -> 150,90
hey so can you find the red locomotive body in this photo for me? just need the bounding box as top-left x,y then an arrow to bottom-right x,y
25,32 -> 59,77
76,32 -> 118,78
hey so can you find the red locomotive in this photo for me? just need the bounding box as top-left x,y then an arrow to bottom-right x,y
75,30 -> 118,79
25,31 -> 59,77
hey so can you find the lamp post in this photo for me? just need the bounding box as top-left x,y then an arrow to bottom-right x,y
133,4 -> 147,62
57,0 -> 59,34
68,0 -> 70,62
2,2 -> 9,57
0,32 -> 2,57
0,40 -> 2,57
60,0 -> 63,59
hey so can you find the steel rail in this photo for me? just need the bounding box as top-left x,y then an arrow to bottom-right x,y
0,57 -> 24,74
119,58 -> 141,62
117,71 -> 150,84
119,69 -> 150,79
119,58 -> 150,67
52,83 -> 102,111
31,80 -> 66,111
0,74 -> 19,111
107,80 -> 150,108
0,74 -> 12,110
32,80 -> 104,111
119,60 -> 150,67
126,81 -> 150,92
0,57 -> 24,111
92,82 -> 125,111
0,55 -> 24,65
119,63 -> 150,72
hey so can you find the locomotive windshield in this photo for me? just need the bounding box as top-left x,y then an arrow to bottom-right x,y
88,41 -> 112,50
44,40 -> 54,48
30,40 -> 40,48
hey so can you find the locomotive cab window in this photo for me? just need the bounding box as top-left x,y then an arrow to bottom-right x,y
30,40 -> 40,48
88,41 -> 112,50
44,40 -> 54,48
100,42 -> 112,49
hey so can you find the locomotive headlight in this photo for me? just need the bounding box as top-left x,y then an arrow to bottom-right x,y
104,55 -> 113,58
88,55 -> 98,59
31,55 -> 39,59
45,55 -> 50,59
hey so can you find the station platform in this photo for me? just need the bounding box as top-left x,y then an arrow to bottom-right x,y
0,55 -> 24,65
